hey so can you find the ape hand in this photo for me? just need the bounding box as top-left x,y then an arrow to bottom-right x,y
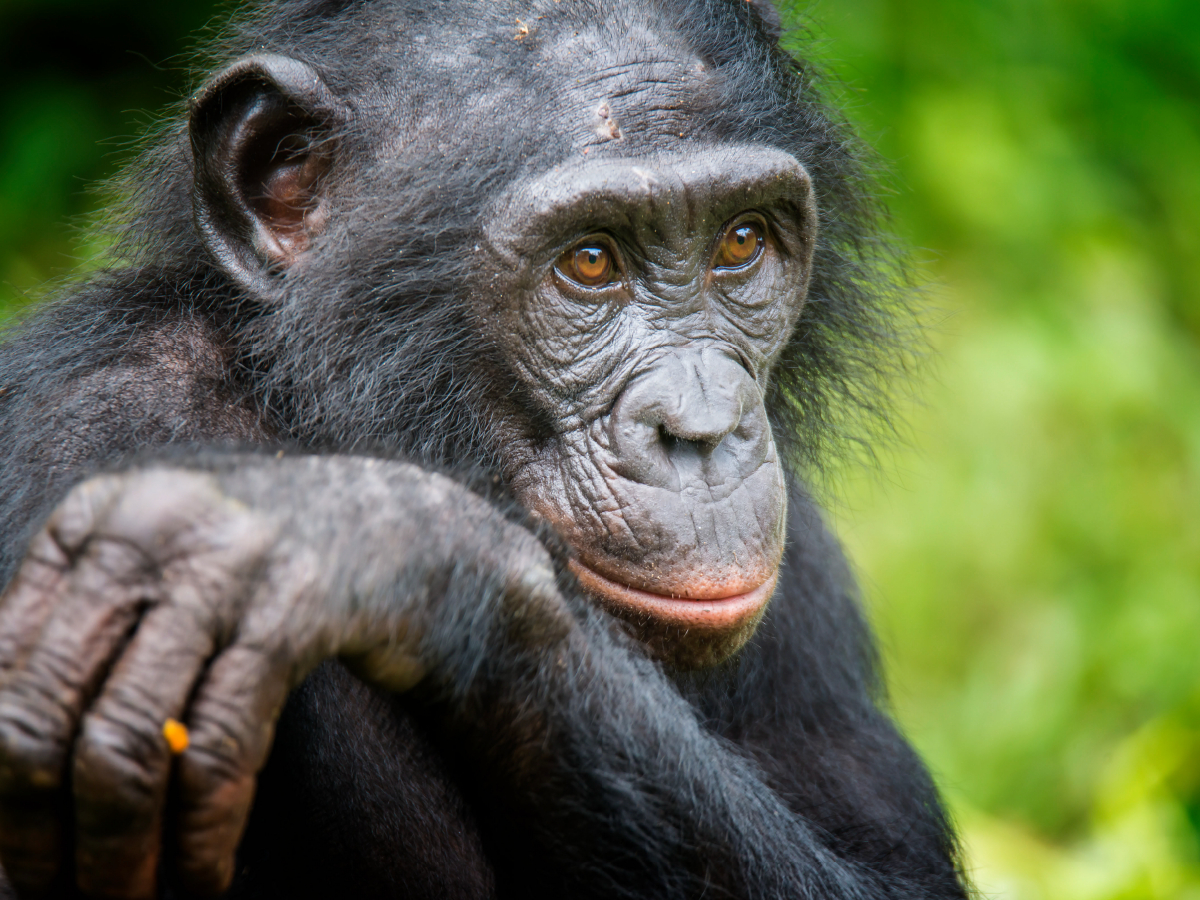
0,456 -> 564,899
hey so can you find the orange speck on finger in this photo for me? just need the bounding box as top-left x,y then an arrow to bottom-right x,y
163,718 -> 190,755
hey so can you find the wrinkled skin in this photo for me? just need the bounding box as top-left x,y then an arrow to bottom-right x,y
0,1 -> 967,898
0,460 -> 562,896
487,146 -> 816,662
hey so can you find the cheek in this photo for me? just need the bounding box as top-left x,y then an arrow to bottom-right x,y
513,429 -> 787,582
713,267 -> 806,361
489,284 -> 636,419
510,427 -> 789,669
515,288 -> 618,367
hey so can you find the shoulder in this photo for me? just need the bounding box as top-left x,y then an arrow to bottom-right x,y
0,285 -> 270,582
1,285 -> 268,453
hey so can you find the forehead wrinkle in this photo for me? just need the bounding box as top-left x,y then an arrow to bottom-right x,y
574,65 -> 699,100
575,59 -> 689,82
538,19 -> 705,94
564,51 -> 708,98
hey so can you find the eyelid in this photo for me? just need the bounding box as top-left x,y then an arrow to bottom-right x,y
554,235 -> 626,290
712,213 -> 768,271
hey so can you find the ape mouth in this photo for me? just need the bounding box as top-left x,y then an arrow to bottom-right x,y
568,560 -> 779,632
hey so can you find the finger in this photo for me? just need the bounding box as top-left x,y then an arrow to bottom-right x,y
0,532 -> 71,685
44,474 -> 126,556
70,494 -> 275,899
0,538 -> 154,896
70,604 -> 218,900
172,643 -> 292,896
0,475 -> 124,681
0,534 -> 73,897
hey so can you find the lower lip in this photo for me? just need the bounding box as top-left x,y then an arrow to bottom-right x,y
567,561 -> 779,632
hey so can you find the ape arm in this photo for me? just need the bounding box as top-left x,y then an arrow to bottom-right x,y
0,452 -> 563,898
432,566 -> 960,900
0,464 -> 957,899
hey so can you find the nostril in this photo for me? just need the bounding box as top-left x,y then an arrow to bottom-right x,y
657,422 -> 721,454
608,352 -> 769,488
657,426 -> 685,455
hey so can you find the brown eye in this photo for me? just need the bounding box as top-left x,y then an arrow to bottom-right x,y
557,243 -> 618,288
715,221 -> 764,270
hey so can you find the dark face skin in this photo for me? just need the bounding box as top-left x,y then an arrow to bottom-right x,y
196,20 -> 818,668
484,148 -> 816,663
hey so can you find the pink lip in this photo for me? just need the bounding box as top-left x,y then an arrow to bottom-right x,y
568,560 -> 779,632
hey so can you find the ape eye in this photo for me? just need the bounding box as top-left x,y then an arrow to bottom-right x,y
714,220 -> 764,270
556,242 -> 620,289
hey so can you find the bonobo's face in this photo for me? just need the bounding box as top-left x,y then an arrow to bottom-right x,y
187,8 -> 815,669
479,148 -> 816,666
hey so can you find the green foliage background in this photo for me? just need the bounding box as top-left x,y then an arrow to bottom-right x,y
1,1 -> 1198,896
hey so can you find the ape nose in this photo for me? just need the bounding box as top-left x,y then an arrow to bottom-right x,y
605,349 -> 774,492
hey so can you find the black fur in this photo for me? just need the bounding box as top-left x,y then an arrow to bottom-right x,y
0,1 -> 963,897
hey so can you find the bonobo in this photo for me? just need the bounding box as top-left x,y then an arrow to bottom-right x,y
0,0 -> 967,898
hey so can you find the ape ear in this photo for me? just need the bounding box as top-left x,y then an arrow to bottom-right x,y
745,0 -> 783,43
189,55 -> 347,297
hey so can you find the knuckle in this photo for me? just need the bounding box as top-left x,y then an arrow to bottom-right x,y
15,531 -> 70,578
167,516 -> 276,590
52,468 -> 230,565
110,468 -> 223,535
84,537 -> 155,583
48,475 -> 125,554
182,744 -> 243,795
498,527 -> 556,590
31,621 -> 139,718
185,710 -> 252,788
50,469 -> 276,605
0,696 -> 69,795
117,472 -> 275,580
73,709 -> 165,819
